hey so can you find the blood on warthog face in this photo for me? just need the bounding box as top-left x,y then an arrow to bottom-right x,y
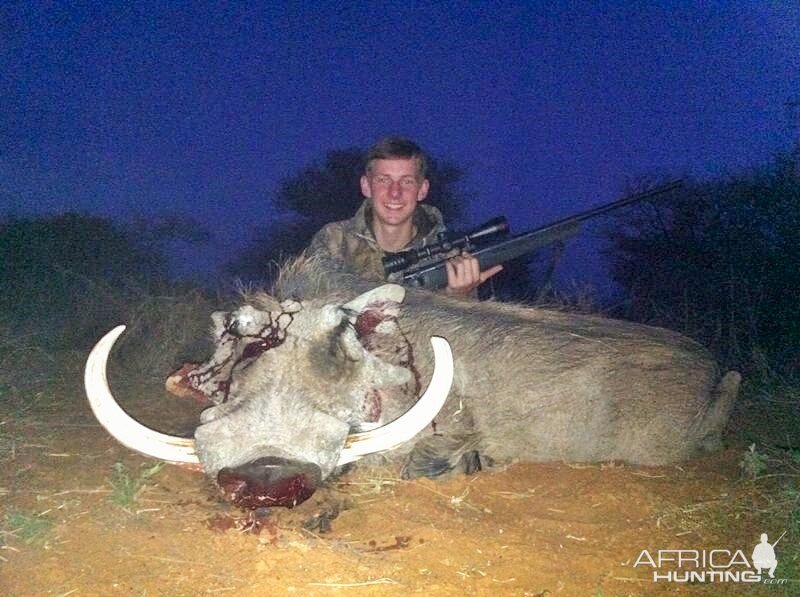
166,302 -> 300,406
84,284 -> 454,509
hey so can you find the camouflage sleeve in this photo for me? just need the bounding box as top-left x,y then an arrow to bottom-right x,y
305,223 -> 349,273
306,225 -> 338,260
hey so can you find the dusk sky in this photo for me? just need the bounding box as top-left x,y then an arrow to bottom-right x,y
3,1 -> 798,287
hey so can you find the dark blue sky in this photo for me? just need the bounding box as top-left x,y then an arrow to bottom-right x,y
3,1 -> 798,286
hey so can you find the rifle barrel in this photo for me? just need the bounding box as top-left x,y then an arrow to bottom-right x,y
522,180 -> 683,238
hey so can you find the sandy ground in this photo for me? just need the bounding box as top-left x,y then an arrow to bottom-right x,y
1,370 -> 797,596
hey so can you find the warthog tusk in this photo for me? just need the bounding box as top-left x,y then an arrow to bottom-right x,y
337,336 -> 454,465
84,325 -> 200,465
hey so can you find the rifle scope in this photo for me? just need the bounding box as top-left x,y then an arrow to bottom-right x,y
382,216 -> 509,275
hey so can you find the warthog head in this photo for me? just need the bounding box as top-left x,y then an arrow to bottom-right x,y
85,284 -> 453,508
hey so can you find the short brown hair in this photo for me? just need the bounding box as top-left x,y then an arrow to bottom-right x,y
365,137 -> 428,179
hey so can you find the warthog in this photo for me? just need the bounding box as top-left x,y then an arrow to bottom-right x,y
85,256 -> 740,509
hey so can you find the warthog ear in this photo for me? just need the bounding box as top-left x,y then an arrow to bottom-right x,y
337,285 -> 407,362
328,285 -> 412,387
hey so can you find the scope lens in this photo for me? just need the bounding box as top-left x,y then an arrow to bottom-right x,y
382,254 -> 407,273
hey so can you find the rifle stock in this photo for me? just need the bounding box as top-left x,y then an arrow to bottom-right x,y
399,181 -> 682,290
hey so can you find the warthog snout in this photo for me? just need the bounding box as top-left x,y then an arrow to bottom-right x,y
216,456 -> 323,509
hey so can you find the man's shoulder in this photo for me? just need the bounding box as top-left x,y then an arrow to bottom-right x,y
307,206 -> 370,256
313,219 -> 347,237
308,220 -> 346,252
310,215 -> 359,243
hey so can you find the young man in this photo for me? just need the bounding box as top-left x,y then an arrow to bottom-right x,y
306,137 -> 502,297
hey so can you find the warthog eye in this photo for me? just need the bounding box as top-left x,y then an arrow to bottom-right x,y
225,312 -> 254,338
222,313 -> 239,337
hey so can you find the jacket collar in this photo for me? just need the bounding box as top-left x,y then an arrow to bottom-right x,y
350,200 -> 447,250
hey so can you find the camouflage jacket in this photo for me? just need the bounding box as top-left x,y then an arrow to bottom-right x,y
306,200 -> 447,283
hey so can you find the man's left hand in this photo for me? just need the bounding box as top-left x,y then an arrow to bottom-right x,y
444,252 -> 503,297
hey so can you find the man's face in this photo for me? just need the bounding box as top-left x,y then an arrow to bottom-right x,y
361,158 -> 430,229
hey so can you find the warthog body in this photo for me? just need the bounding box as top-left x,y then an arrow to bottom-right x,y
87,255 -> 740,508
158,256 -> 739,504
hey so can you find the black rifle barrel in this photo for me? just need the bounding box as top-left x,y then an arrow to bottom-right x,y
401,180 -> 683,289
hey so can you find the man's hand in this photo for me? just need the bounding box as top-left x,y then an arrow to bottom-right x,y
444,252 -> 503,297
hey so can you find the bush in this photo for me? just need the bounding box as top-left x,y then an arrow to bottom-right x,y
1,213 -> 166,346
607,150 -> 800,372
0,213 -> 221,376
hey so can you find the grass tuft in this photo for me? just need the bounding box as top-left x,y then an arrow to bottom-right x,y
4,510 -> 53,546
739,443 -> 769,480
108,461 -> 165,509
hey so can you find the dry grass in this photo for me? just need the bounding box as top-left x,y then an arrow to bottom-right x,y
112,288 -> 220,378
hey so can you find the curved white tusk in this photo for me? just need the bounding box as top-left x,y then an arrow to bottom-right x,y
337,336 -> 453,465
84,325 -> 200,465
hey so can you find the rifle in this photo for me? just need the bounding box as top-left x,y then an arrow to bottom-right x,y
383,180 -> 683,290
